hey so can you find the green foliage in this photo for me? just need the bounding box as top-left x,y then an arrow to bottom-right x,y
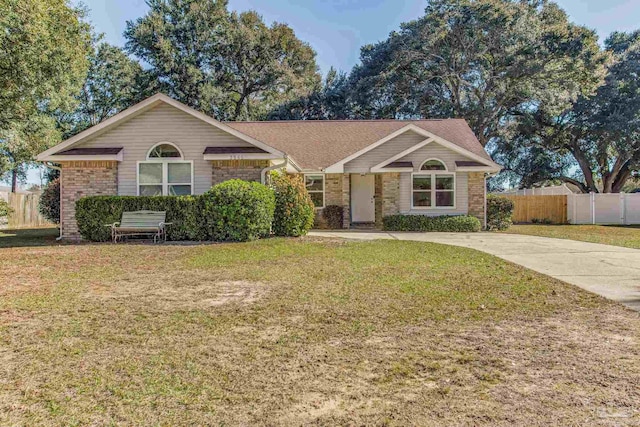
39,178 -> 61,224
76,196 -> 205,242
201,180 -> 275,241
271,173 -> 314,237
347,0 -> 607,145
0,198 -> 13,219
383,215 -> 481,232
125,0 -> 320,120
487,195 -> 515,231
322,205 -> 344,229
0,0 -> 92,184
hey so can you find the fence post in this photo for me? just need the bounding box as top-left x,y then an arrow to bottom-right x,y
621,193 -> 627,225
590,192 -> 596,224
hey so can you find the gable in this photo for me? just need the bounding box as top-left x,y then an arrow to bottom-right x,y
394,141 -> 475,172
77,103 -> 254,153
343,130 -> 427,173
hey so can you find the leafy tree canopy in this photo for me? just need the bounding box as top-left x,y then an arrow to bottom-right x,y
125,0 -> 321,120
0,0 -> 92,190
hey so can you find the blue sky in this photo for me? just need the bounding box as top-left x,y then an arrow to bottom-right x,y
18,0 -> 640,187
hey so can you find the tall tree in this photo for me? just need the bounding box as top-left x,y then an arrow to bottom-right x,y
504,32 -> 640,193
347,0 -> 608,146
0,0 -> 92,191
56,42 -> 157,138
267,67 -> 352,120
125,0 -> 320,121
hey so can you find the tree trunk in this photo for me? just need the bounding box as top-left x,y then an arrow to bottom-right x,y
11,168 -> 18,193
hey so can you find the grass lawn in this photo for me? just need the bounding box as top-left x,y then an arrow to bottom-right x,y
1,229 -> 639,425
503,224 -> 640,249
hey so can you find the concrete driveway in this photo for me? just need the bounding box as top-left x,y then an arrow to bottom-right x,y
309,231 -> 640,311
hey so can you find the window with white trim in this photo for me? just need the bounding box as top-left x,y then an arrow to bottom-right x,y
138,143 -> 193,196
304,174 -> 325,208
411,159 -> 455,208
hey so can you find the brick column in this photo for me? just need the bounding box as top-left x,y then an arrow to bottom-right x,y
60,161 -> 118,240
342,173 -> 350,228
467,172 -> 486,225
381,173 -> 400,217
374,175 -> 383,227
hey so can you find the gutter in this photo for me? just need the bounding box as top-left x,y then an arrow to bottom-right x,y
40,162 -> 64,241
261,156 -> 291,184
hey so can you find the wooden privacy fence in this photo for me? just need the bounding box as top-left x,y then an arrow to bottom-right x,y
502,195 -> 568,224
1,192 -> 53,229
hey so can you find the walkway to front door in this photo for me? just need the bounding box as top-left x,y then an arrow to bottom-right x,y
350,174 -> 375,223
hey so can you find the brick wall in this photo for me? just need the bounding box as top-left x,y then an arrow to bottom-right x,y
381,173 -> 400,218
312,173 -> 349,229
211,160 -> 269,185
468,172 -> 485,225
60,161 -> 118,240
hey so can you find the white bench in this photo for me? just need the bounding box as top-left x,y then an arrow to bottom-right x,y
107,211 -> 172,243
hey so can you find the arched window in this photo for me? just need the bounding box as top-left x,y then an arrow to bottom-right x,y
147,143 -> 183,159
412,159 -> 455,209
420,159 -> 447,171
138,142 -> 193,196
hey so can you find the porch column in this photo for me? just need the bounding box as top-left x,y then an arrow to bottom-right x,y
342,173 -> 350,228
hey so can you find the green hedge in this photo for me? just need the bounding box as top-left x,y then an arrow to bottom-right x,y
201,179 -> 275,241
382,214 -> 482,232
76,195 -> 204,242
271,173 -> 314,237
487,195 -> 514,231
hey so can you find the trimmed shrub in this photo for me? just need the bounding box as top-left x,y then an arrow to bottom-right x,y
383,214 -> 482,232
76,195 -> 205,242
39,178 -> 60,224
487,195 -> 514,230
202,179 -> 275,241
322,205 -> 344,229
271,173 -> 314,236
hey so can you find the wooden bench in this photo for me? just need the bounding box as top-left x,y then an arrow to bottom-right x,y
107,211 -> 172,243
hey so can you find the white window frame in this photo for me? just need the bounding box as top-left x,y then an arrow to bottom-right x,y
304,173 -> 325,209
137,142 -> 194,196
411,159 -> 456,210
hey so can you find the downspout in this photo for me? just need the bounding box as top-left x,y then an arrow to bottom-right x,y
41,163 -> 63,241
261,156 -> 290,184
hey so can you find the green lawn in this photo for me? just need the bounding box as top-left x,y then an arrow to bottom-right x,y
503,224 -> 640,249
1,229 -> 639,425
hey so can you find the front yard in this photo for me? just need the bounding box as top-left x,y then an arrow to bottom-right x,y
1,229 -> 639,425
503,224 -> 640,249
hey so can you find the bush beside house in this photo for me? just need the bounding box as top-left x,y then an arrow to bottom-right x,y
322,205 -> 344,229
486,195 -> 515,231
271,173 -> 314,237
383,214 -> 482,232
202,179 -> 275,241
39,178 -> 61,224
0,198 -> 13,226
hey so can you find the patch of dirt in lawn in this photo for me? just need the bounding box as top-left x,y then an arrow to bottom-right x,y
90,272 -> 266,310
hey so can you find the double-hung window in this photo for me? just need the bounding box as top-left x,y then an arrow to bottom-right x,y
411,159 -> 455,209
138,143 -> 193,196
304,174 -> 325,208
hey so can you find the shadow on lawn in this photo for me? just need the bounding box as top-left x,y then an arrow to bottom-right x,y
0,227 -> 61,248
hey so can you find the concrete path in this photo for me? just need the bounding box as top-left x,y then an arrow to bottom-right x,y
309,230 -> 640,311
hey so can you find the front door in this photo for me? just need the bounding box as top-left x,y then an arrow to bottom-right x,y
351,174 -> 375,223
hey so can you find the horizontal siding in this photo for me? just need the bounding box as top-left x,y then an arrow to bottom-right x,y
344,131 -> 426,173
77,104 -> 253,195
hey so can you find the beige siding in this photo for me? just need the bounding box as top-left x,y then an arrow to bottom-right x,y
397,142 -> 474,172
77,103 -> 253,195
344,131 -> 426,173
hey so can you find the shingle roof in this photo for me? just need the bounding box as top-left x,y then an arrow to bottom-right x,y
203,146 -> 268,155
226,119 -> 490,170
384,161 -> 413,169
58,147 -> 123,155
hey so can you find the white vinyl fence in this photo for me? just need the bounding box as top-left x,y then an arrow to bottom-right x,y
568,193 -> 640,225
